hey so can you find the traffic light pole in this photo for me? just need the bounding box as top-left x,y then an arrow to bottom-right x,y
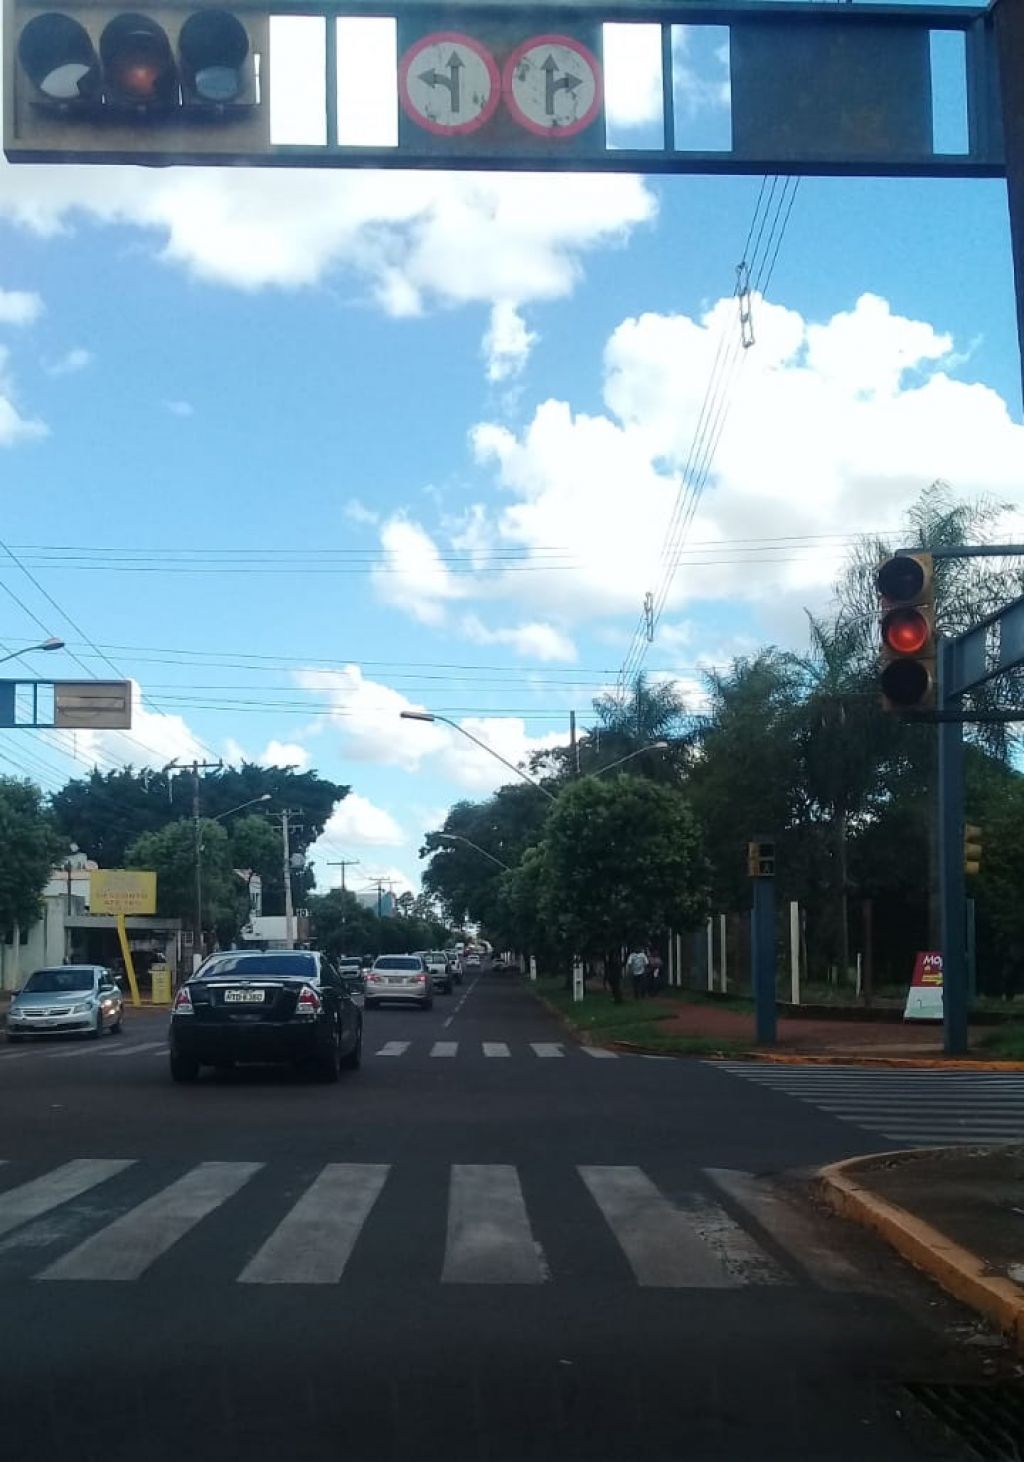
751,875 -> 777,1046
937,638 -> 969,1056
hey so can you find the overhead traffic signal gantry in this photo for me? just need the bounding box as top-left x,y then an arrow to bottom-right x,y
6,3 -> 267,161
876,551 -> 936,712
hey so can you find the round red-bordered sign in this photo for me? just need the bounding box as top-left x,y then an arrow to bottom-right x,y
502,34 -> 602,139
398,32 -> 501,137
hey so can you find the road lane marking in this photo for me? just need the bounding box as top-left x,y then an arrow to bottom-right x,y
581,1047 -> 618,1060
375,1041 -> 410,1057
531,1043 -> 564,1058
103,1041 -> 167,1058
47,1040 -> 121,1060
430,1042 -> 458,1058
482,1042 -> 510,1058
0,1160 -> 135,1241
238,1164 -> 390,1285
442,1165 -> 548,1285
40,1161 -> 261,1281
578,1165 -> 738,1289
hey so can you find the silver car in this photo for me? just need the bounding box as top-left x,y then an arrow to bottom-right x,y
364,954 -> 433,1011
7,965 -> 124,1041
418,950 -> 453,995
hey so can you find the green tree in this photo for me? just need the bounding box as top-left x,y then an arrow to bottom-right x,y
227,814 -> 281,909
421,782 -> 551,927
538,774 -> 707,958
0,777 -> 62,935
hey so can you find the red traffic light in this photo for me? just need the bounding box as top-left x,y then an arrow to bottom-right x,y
882,607 -> 930,656
100,14 -> 177,105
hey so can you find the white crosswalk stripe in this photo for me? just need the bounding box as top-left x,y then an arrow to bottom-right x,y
376,1041 -> 410,1057
41,1162 -> 262,1280
581,1047 -> 618,1060
0,1157 -> 870,1292
239,1164 -> 389,1284
0,1159 -> 134,1240
482,1042 -> 510,1058
430,1042 -> 458,1058
714,1062 -> 1024,1145
530,1043 -> 564,1058
367,1041 -> 624,1061
443,1164 -> 548,1284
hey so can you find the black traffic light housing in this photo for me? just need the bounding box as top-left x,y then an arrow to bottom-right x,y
877,551 -> 936,712
6,2 -> 268,161
964,823 -> 983,877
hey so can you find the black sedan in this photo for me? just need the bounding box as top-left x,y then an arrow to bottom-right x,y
169,949 -> 362,1084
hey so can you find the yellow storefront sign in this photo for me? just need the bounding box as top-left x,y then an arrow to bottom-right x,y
89,869 -> 157,916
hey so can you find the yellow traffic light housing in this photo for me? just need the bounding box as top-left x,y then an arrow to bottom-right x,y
964,823 -> 983,877
5,2 -> 268,163
877,552 -> 936,712
747,839 -> 775,878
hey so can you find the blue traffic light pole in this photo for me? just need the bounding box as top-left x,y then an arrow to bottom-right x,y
937,637 -> 968,1057
751,873 -> 777,1046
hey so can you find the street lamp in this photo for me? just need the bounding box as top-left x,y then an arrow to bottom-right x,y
590,741 -> 669,777
435,831 -> 513,872
400,710 -> 557,803
0,637 -> 65,664
210,792 -> 272,823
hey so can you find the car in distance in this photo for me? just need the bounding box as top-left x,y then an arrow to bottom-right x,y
365,954 -> 433,1010
462,951 -> 481,971
8,965 -> 123,1041
445,951 -> 463,985
337,957 -> 366,1007
168,949 -> 362,1084
419,950 -> 452,995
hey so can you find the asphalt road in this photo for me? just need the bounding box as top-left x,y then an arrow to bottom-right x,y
0,969 -> 1005,1462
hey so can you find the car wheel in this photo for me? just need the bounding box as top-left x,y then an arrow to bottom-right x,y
111,1017 -> 123,1034
365,999 -> 377,1011
91,1012 -> 104,1039
341,1023 -> 362,1071
314,1027 -> 341,1083
170,1051 -> 200,1083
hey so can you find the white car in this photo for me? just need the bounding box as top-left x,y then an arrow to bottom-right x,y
365,955 -> 433,1011
418,951 -> 453,995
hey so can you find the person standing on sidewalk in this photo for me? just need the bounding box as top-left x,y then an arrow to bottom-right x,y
626,944 -> 649,1000
606,954 -> 624,1005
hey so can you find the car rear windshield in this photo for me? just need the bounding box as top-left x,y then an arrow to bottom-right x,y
22,968 -> 96,993
374,956 -> 421,971
196,954 -> 318,980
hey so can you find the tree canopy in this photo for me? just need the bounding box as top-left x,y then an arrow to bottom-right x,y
0,777 -> 62,936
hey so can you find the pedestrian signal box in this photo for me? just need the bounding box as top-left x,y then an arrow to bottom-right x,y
5,3 -> 268,161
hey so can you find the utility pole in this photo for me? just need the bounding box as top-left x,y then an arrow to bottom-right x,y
280,809 -> 298,950
327,858 -> 360,954
569,709 -> 578,778
166,757 -> 223,970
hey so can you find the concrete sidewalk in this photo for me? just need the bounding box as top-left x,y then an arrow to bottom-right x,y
821,1145 -> 1024,1353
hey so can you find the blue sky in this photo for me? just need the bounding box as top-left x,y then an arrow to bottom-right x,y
1,14 -> 1022,896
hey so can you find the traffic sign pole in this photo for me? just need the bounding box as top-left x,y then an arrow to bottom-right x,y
937,638 -> 968,1056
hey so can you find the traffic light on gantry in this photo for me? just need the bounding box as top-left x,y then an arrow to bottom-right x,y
876,552 -> 935,712
6,3 -> 267,163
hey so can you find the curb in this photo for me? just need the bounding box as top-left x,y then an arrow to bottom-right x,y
820,1151 -> 1024,1353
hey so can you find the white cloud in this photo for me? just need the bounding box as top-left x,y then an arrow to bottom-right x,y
321,793 -> 405,848
0,288 -> 43,326
0,345 -> 46,447
46,347 -> 92,376
260,740 -> 310,770
293,663 -> 566,792
0,157 -> 654,319
458,291 -> 1024,630
165,399 -> 194,418
482,303 -> 538,383
344,498 -> 380,527
462,615 -> 577,663
372,517 -> 463,625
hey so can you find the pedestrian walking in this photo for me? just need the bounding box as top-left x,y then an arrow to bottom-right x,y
626,944 -> 649,1000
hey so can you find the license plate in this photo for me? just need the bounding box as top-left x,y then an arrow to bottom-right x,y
224,989 -> 265,1003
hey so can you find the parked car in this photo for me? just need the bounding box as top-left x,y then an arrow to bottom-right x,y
168,949 -> 362,1084
365,954 -> 433,1010
8,965 -> 123,1041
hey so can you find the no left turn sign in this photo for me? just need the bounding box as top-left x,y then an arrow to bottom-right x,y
503,35 -> 602,138
398,32 -> 500,136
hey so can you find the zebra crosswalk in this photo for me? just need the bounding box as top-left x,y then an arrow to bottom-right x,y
0,1157 -> 866,1292
715,1062 -> 1024,1145
0,1038 -> 167,1064
377,1040 -> 620,1061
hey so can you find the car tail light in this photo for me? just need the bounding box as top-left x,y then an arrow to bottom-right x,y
413,973 -> 427,984
172,987 -> 193,1015
366,972 -> 379,983
295,985 -> 322,1016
